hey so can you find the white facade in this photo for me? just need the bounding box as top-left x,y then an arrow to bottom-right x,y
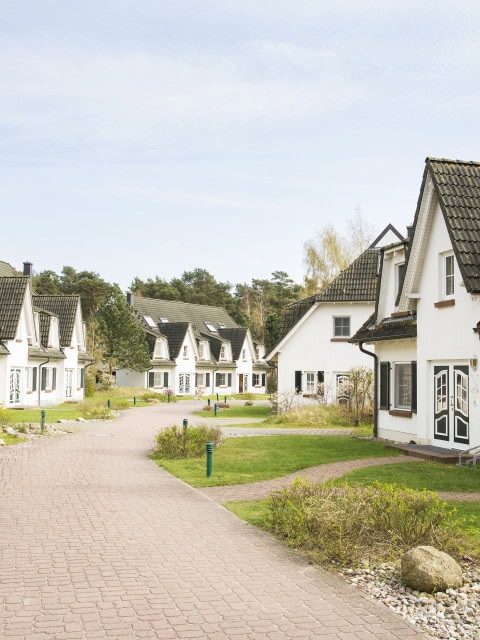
272,301 -> 374,403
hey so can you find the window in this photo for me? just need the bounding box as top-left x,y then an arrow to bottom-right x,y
220,346 -> 226,360
395,262 -> 405,297
333,317 -> 350,337
154,340 -> 165,358
336,374 -> 350,402
143,316 -> 157,328
41,367 -> 57,391
183,345 -> 188,358
204,321 -> 217,332
253,373 -> 260,386
394,363 -> 412,410
305,372 -> 316,394
198,343 -> 205,359
196,373 -> 204,387
26,367 -> 37,392
77,368 -> 85,389
179,373 -> 191,394
242,349 -> 247,360
218,373 -> 226,386
445,254 -> 454,297
159,317 -> 169,323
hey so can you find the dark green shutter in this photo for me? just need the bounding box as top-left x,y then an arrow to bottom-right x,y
148,372 -> 154,387
295,370 -> 302,392
215,373 -> 220,386
411,361 -> 417,413
32,367 -> 37,392
52,368 -> 57,390
80,368 -> 85,388
228,373 -> 232,386
379,362 -> 390,410
164,372 -> 168,387
41,367 -> 47,391
317,371 -> 324,383
206,372 -> 210,387
261,373 -> 266,386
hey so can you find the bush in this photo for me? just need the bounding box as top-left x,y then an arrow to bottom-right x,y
84,374 -> 96,398
216,402 -> 230,409
79,403 -> 113,420
108,397 -> 130,410
267,403 -> 352,427
0,407 -> 15,426
153,424 -> 223,460
268,479 -> 467,566
141,391 -> 162,403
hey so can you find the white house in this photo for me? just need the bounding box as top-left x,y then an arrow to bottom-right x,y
352,157 -> 480,451
115,295 -> 268,396
0,262 -> 92,407
267,225 -> 403,403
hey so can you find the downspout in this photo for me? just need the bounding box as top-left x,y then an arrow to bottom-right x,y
37,357 -> 50,407
359,342 -> 378,439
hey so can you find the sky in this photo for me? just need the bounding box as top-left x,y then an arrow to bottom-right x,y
2,0 -> 480,291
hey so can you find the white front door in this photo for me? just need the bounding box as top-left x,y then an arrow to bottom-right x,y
65,369 -> 74,399
433,364 -> 469,448
179,373 -> 191,395
9,368 -> 22,405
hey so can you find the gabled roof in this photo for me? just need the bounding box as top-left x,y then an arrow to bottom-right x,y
218,327 -> 248,360
35,306 -> 57,347
157,322 -> 190,359
350,312 -> 417,343
0,261 -> 19,277
32,295 -> 80,346
0,277 -> 29,340
130,296 -> 239,337
427,158 -> 480,293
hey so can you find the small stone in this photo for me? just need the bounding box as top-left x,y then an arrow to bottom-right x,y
0,438 -> 4,446
5,426 -> 17,435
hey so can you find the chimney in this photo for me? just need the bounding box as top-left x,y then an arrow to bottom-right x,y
23,261 -> 33,277
126,292 -> 133,306
406,225 -> 413,240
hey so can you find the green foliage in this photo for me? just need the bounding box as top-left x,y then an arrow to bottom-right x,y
268,479 -> 468,566
266,403 -> 354,427
97,289 -> 151,373
108,397 -> 130,410
153,425 -> 223,460
0,407 -> 15,426
79,403 -> 113,420
84,374 -> 96,397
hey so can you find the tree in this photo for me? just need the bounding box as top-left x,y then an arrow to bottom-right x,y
97,289 -> 151,374
303,210 -> 375,296
32,270 -> 62,295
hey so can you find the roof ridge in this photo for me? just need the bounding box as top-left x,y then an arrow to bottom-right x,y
427,157 -> 480,166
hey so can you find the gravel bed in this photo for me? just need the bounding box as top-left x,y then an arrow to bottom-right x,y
340,563 -> 480,639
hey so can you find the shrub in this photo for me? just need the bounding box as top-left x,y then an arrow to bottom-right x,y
268,479 -> 466,566
153,425 -> 223,460
141,391 -> 162,403
0,407 -> 15,426
267,403 -> 352,427
202,405 -> 214,412
216,402 -> 230,409
84,374 -> 96,398
79,403 -> 113,420
108,397 -> 130,410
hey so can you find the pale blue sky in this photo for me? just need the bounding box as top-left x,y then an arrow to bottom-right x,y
1,1 -> 480,290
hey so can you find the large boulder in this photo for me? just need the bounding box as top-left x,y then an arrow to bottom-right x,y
401,545 -> 463,592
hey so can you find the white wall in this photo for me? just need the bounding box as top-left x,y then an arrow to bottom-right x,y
277,301 -> 374,402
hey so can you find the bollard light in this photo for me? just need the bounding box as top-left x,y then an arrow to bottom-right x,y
206,441 -> 214,477
41,410 -> 46,434
214,403 -> 217,417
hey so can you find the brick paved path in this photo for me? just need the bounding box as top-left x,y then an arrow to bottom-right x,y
0,403 -> 429,639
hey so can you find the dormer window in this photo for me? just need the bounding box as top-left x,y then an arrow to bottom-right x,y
395,262 -> 405,298
154,339 -> 165,358
220,345 -> 226,360
198,342 -> 207,360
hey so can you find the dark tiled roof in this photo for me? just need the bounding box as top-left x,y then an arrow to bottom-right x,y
218,327 -> 247,360
37,309 -> 55,347
350,312 -> 417,343
201,333 -> 225,362
131,296 -> 239,337
428,158 -> 480,293
0,261 -> 19,277
157,322 -> 190,359
316,248 -> 380,302
0,277 -> 29,340
32,295 -> 80,346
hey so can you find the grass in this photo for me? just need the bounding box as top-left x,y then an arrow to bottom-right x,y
225,499 -> 270,528
333,461 -> 480,493
1,404 -> 83,423
264,404 -> 373,436
194,405 -> 272,419
0,434 -> 28,446
155,435 -> 402,487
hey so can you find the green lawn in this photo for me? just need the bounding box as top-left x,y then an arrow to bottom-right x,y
194,405 -> 272,419
155,435 -> 402,487
0,434 -> 28,446
334,461 -> 480,493
2,404 -> 83,423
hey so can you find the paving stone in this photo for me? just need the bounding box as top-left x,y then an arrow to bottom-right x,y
0,402 -> 429,639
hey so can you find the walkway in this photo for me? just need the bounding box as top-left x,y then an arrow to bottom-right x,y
0,402 -> 430,639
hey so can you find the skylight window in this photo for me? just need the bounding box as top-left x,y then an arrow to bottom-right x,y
218,323 -> 226,328
143,316 -> 157,328
204,321 -> 217,332
159,317 -> 169,323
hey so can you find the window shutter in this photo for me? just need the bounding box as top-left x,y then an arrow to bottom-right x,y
206,372 -> 210,387
295,370 -> 303,392
148,372 -> 154,388
32,367 -> 37,392
379,362 -> 390,410
228,373 -> 232,387
317,371 -> 324,383
195,373 -> 198,387
41,367 -> 47,391
52,368 -> 57,390
164,372 -> 169,387
262,373 -> 266,387
215,373 -> 220,386
411,361 -> 417,413
80,368 -> 85,388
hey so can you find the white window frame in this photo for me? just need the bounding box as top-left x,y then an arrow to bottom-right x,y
444,253 -> 455,298
218,373 -> 226,386
154,339 -> 164,359
182,345 -> 188,358
197,373 -> 204,387
305,372 -> 316,394
394,363 -> 412,411
395,262 -> 405,298
220,346 -> 226,360
333,316 -> 350,337
253,373 -> 260,387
